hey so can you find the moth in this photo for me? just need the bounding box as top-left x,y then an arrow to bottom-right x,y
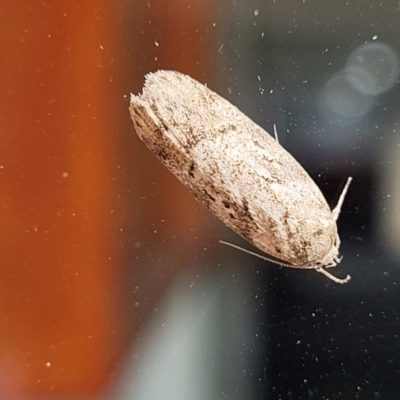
130,70 -> 352,283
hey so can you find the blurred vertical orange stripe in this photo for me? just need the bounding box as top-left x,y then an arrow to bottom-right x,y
0,0 -> 218,397
0,1 -> 127,396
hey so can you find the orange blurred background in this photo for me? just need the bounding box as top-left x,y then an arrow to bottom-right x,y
0,1 -> 216,397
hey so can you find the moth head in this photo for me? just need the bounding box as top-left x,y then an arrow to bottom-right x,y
300,227 -> 350,283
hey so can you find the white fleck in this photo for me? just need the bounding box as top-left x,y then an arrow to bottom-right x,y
99,44 -> 104,50
129,71 -> 352,284
61,172 -> 68,178
218,43 -> 224,54
372,35 -> 378,40
154,41 -> 159,47
45,362 -> 51,368
254,9 -> 259,16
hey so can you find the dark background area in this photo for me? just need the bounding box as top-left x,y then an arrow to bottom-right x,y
214,1 -> 400,398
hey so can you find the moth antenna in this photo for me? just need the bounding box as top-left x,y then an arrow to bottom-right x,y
332,177 -> 353,221
273,124 -> 279,143
219,240 -> 293,267
220,240 -> 351,284
316,267 -> 351,284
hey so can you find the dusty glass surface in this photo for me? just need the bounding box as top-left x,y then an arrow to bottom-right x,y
210,1 -> 400,398
2,1 -> 400,399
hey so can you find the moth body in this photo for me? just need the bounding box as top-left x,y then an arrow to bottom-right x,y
130,70 -> 352,283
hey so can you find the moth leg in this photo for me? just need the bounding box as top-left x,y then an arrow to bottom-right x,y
332,176 -> 353,222
316,266 -> 351,284
273,124 -> 279,143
